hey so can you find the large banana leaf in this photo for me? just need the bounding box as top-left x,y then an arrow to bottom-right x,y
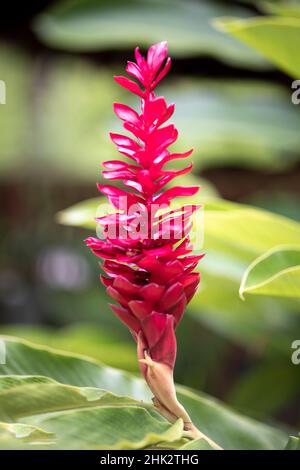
32,0 -> 268,69
0,336 -> 290,449
0,376 -> 184,450
0,376 -> 140,422
215,16 -> 300,78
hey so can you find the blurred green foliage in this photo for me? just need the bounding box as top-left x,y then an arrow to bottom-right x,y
0,47 -> 31,175
1,48 -> 300,180
0,0 -> 300,440
33,0 -> 268,68
259,0 -> 300,18
0,324 -> 138,371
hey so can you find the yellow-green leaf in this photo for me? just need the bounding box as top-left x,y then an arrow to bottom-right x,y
0,422 -> 55,448
0,376 -> 144,422
240,245 -> 300,299
215,17 -> 300,78
180,437 -> 217,450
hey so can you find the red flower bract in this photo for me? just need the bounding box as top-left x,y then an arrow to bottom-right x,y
85,41 -> 202,378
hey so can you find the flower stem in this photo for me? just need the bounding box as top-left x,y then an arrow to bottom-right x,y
140,349 -> 223,450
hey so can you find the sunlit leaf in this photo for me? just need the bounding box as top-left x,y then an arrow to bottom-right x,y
215,16 -> 300,78
0,422 -> 55,448
240,245 -> 300,299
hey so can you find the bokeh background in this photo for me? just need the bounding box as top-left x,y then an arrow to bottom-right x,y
0,0 -> 300,431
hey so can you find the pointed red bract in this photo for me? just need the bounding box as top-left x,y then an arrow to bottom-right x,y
86,41 -> 202,377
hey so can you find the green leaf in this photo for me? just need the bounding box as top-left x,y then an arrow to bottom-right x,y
0,376 -> 143,422
33,0 -> 268,69
215,16 -> 300,78
203,201 -> 300,259
259,1 -> 300,18
0,324 -> 138,372
175,386 -> 288,450
285,434 -> 300,450
180,437 -> 216,450
0,422 -> 55,448
0,336 -> 148,398
0,336 -> 289,450
240,245 -> 300,299
28,408 -> 184,450
0,375 -> 183,450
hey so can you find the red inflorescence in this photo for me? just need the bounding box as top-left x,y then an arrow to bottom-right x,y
86,41 -> 203,378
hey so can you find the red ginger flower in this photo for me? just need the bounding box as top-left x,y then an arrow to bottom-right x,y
86,42 -> 205,433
